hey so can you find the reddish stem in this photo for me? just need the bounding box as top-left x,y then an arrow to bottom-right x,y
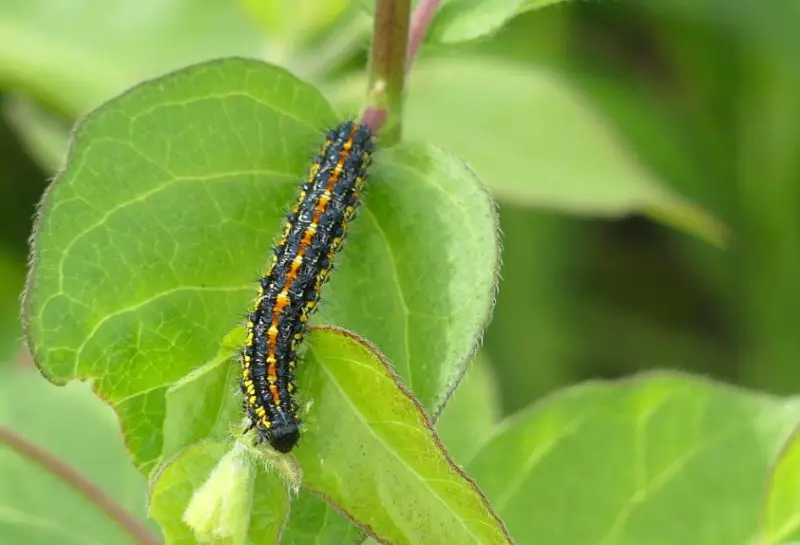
406,0 -> 442,72
0,427 -> 160,545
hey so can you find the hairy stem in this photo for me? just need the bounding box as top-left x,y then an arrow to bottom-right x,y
406,0 -> 442,72
363,0 -> 411,143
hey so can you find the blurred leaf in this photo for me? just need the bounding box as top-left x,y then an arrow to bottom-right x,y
0,97 -> 47,255
428,0 -> 566,44
435,352 -> 502,464
402,59 -> 725,245
148,441 -> 291,544
0,0 -> 264,116
3,94 -> 70,171
641,0 -> 800,73
0,365 -> 153,543
241,0 -> 351,43
467,372 -> 800,544
481,206 -> 579,412
572,299 -> 731,381
0,250 -> 25,363
24,58 -> 499,474
294,327 -> 511,545
761,427 -> 800,544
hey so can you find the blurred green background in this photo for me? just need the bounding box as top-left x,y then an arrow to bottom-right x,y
0,0 -> 798,537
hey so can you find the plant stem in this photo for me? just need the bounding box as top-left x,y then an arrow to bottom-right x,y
363,0 -> 411,143
406,0 -> 442,72
0,426 -> 160,545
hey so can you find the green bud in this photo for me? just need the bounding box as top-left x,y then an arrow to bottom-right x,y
183,442 -> 255,544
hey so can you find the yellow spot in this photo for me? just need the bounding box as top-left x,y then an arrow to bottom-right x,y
248,395 -> 257,405
261,418 -> 271,429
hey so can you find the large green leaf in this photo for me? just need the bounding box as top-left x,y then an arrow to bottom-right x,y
295,327 -> 511,544
0,365 -> 154,544
0,0 -> 264,115
466,372 -> 800,544
24,57 -> 498,471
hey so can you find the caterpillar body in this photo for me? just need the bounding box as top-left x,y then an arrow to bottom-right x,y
241,121 -> 374,453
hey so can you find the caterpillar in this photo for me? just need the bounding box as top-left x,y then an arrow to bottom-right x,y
240,120 -> 374,453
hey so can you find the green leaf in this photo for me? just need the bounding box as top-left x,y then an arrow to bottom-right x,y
24,57 -> 336,470
761,428 -> 800,544
466,372 -> 800,544
325,140 -> 499,413
396,58 -> 726,246
294,326 -> 512,545
24,57 -> 499,472
0,0 -> 264,115
435,352 -> 502,464
148,442 -> 291,544
428,0 -> 566,44
0,365 -> 154,544
282,491 -> 364,545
